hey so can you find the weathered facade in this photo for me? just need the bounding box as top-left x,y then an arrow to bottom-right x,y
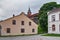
0,12 -> 38,36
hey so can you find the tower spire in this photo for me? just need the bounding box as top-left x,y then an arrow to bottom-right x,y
28,7 -> 31,13
27,7 -> 32,17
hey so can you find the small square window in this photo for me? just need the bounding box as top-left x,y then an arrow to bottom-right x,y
21,28 -> 25,33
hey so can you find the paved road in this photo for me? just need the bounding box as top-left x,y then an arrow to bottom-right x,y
0,35 -> 60,40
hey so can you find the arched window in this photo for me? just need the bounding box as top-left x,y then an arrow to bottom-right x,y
12,20 -> 16,25
52,24 -> 55,31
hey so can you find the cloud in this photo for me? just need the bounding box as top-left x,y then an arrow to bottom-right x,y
0,0 -> 60,20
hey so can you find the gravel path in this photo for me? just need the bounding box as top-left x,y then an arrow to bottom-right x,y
0,35 -> 60,40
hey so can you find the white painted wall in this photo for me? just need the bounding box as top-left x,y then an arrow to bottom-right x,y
48,12 -> 60,34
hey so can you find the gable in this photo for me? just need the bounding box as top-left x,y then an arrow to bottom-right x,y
0,12 -> 38,27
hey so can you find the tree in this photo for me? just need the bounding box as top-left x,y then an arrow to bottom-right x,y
38,2 -> 60,33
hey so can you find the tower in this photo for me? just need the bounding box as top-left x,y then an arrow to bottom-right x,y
27,7 -> 32,17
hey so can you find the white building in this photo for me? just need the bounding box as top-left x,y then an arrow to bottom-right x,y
47,8 -> 60,34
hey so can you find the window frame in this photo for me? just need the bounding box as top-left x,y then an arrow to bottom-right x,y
59,24 -> 60,32
12,20 -> 16,25
21,28 -> 25,33
52,24 -> 55,31
29,22 -> 31,26
52,15 -> 55,22
7,28 -> 10,33
59,14 -> 60,21
21,21 -> 24,25
32,29 -> 35,32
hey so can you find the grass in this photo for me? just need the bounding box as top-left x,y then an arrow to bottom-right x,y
0,34 -> 38,37
42,34 -> 60,37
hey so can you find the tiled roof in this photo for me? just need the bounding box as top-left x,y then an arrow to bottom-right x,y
28,13 -> 38,18
0,12 -> 38,24
48,8 -> 60,15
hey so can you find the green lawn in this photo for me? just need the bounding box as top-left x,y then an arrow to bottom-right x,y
42,34 -> 60,37
0,34 -> 38,37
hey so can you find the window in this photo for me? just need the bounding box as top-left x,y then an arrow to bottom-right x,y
59,24 -> 60,32
34,17 -> 38,24
59,14 -> 60,20
21,28 -> 25,33
0,25 -> 2,29
21,21 -> 24,25
52,15 -> 55,21
7,28 -> 10,33
29,22 -> 31,26
12,20 -> 16,25
52,24 -> 55,31
32,29 -> 35,32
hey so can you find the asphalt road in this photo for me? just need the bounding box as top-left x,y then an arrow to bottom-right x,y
0,35 -> 60,40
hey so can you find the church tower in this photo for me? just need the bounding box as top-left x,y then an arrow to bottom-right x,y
27,7 -> 32,17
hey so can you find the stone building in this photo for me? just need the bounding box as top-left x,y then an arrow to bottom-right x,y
0,12 -> 38,36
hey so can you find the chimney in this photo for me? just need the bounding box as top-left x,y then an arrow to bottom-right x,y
13,14 -> 15,17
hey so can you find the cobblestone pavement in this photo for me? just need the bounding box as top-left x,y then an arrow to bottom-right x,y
0,35 -> 60,40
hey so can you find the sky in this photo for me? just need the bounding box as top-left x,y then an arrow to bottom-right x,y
0,0 -> 60,20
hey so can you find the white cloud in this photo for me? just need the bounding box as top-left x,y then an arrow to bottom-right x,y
0,0 -> 60,20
